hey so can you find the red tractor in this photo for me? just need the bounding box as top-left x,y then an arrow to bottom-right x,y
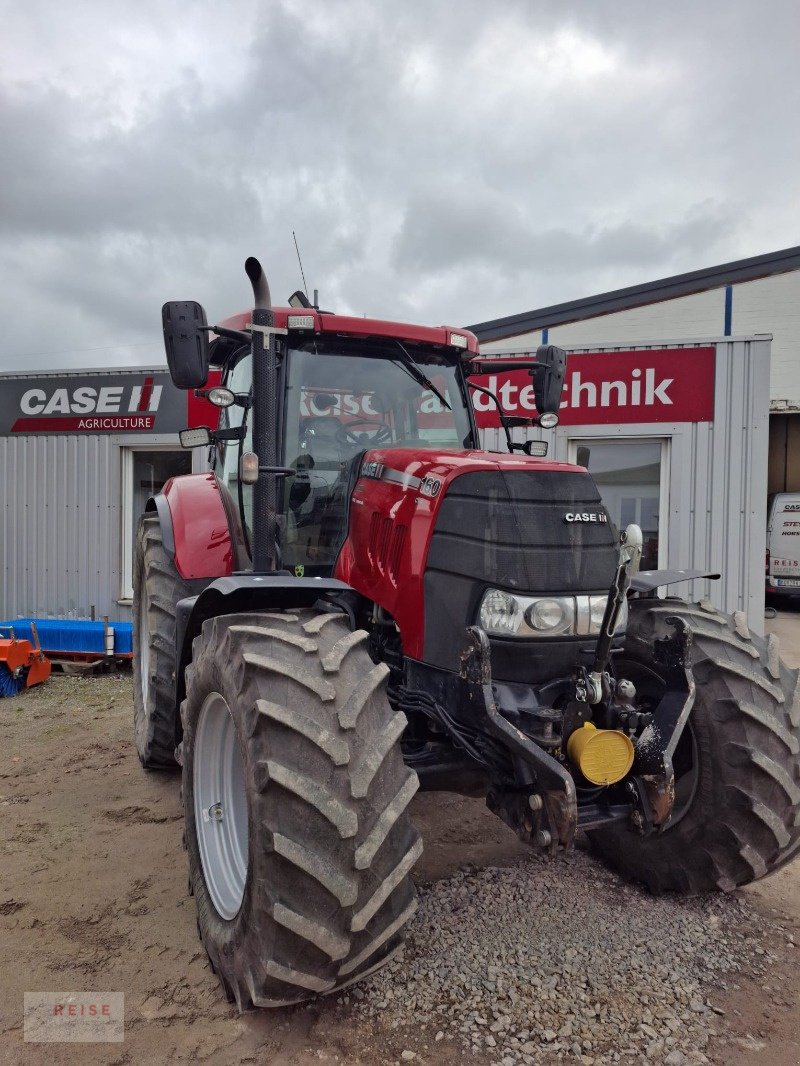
134,258 -> 800,1010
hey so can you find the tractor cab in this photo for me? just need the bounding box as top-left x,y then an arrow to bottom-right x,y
177,310 -> 478,575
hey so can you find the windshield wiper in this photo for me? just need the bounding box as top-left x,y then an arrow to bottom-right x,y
392,341 -> 452,411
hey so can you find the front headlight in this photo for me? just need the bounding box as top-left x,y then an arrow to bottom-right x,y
479,589 -> 524,635
526,597 -> 574,635
478,589 -> 629,638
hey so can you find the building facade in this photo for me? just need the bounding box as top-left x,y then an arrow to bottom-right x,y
470,245 -> 800,494
1,333 -> 771,632
0,368 -> 211,622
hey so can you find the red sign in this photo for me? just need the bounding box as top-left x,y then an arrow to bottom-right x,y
472,347 -> 715,428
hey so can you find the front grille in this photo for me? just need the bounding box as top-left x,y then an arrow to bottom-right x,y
427,469 -> 618,593
422,469 -> 618,676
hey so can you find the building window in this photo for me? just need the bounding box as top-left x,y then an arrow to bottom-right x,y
572,438 -> 668,571
120,447 -> 192,600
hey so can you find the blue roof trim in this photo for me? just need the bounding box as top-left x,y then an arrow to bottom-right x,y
468,245 -> 800,341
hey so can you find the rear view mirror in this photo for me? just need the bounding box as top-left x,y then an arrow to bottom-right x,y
532,344 -> 567,416
162,301 -> 210,389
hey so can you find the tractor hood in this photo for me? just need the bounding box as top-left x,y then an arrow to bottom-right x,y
335,448 -> 618,668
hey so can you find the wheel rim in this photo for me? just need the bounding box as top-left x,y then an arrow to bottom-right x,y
193,692 -> 249,920
138,576 -> 150,710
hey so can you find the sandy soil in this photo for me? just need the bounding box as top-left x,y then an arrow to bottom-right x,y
0,610 -> 798,1065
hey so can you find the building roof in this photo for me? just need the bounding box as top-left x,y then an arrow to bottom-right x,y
468,244 -> 800,342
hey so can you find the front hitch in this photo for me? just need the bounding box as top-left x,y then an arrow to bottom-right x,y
626,615 -> 695,832
460,627 -> 577,852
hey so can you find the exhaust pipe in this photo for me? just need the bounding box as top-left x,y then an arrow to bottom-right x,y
245,256 -> 272,311
245,257 -> 279,572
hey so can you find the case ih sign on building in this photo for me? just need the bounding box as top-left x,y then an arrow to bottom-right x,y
1,371 -> 217,434
471,347 -> 716,427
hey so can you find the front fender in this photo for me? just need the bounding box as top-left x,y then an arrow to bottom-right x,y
173,575 -> 361,721
150,473 -> 245,580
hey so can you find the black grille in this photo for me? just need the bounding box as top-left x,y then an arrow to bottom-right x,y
428,469 -> 617,592
422,469 -> 618,676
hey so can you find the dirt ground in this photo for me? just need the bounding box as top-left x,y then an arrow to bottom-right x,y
1,609 -> 799,1065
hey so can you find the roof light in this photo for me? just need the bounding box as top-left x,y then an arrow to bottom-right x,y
449,332 -> 468,349
288,315 -> 315,330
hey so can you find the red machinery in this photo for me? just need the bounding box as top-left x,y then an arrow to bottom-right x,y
0,625 -> 51,696
130,257 -> 800,1012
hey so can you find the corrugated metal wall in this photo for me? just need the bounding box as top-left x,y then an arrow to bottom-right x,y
0,434 -> 123,621
479,337 -> 771,632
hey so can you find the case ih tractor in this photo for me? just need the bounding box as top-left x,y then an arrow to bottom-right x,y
134,257 -> 800,1010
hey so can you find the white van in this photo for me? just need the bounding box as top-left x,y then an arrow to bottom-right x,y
766,493 -> 800,594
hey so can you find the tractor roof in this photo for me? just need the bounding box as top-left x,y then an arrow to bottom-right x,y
214,309 -> 479,359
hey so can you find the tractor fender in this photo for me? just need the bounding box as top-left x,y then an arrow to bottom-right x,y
173,576 -> 360,717
146,473 -> 249,580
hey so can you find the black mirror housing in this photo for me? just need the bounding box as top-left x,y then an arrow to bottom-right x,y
532,344 -> 567,415
162,301 -> 210,389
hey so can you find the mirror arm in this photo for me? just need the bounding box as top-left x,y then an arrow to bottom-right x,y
468,382 -> 516,453
194,388 -> 252,409
201,325 -> 253,345
214,427 -> 247,442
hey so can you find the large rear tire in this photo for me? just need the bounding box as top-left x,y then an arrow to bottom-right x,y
182,609 -> 422,1009
132,515 -> 193,768
589,597 -> 800,893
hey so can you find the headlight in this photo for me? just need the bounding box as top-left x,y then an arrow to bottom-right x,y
589,595 -> 607,631
478,589 -> 628,638
479,589 -> 524,635
526,597 -> 574,634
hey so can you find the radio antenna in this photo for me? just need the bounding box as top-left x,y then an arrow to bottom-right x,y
292,231 -> 310,301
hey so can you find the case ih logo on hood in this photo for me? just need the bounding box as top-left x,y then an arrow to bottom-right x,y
564,512 -> 608,523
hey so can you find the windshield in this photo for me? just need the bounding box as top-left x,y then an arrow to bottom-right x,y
281,341 -> 473,573
284,342 -> 473,463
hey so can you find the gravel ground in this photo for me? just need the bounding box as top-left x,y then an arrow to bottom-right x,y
344,850 -> 784,1065
1,621 -> 799,1063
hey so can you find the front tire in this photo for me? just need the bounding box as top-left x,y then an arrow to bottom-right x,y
182,609 -> 422,1009
589,598 -> 800,893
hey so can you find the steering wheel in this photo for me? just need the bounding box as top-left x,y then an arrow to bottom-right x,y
338,417 -> 394,446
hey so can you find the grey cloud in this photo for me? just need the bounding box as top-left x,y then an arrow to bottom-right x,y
0,0 -> 798,370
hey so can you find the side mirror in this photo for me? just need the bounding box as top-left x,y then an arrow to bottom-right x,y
162,301 -> 210,389
532,344 -> 567,415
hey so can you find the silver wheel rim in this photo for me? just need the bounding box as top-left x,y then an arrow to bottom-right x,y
193,692 -> 249,920
138,577 -> 150,710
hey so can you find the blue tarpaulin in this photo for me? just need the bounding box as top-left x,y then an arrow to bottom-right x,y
0,618 -> 133,656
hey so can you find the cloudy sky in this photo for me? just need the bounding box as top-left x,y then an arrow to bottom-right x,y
1,0 -> 798,372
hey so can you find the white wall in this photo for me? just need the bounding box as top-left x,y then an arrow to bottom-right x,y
732,271 -> 800,406
481,269 -> 800,410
